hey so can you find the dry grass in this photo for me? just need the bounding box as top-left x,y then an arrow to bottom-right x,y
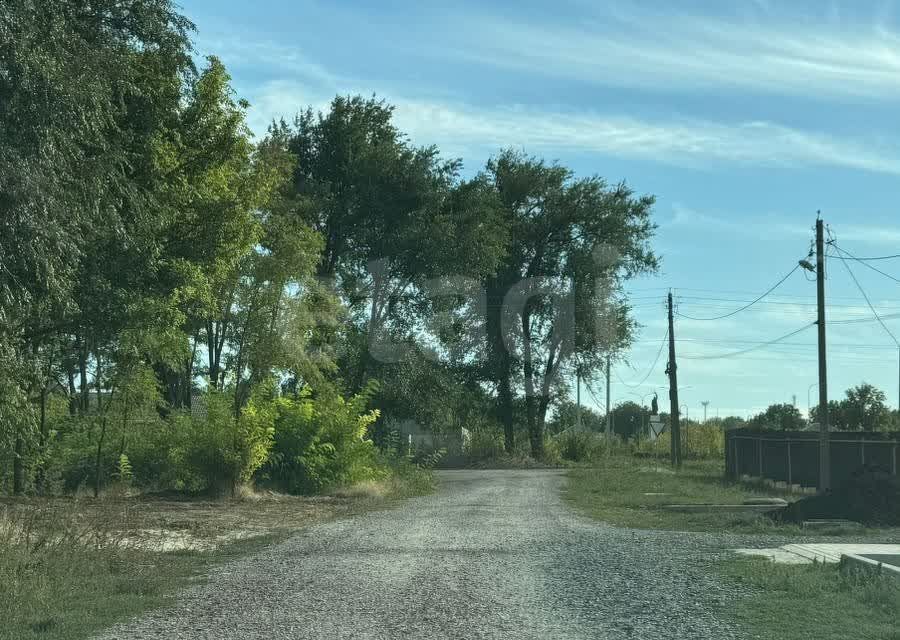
0,476 -> 431,640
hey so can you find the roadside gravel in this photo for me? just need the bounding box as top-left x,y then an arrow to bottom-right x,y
95,469 -> 789,639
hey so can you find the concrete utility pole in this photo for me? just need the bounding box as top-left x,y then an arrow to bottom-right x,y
605,356 -> 612,443
701,400 -> 710,423
666,292 -> 682,468
815,217 -> 831,492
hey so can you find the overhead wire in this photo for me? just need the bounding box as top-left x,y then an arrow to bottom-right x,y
829,243 -> 900,347
830,243 -> 900,284
679,322 -> 816,360
614,327 -> 669,388
674,264 -> 801,321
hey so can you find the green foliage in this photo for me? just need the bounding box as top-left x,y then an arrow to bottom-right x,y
464,428 -> 507,460
554,430 -> 602,462
812,383 -> 895,432
547,400 -> 607,434
610,401 -> 649,440
632,423 -> 725,460
262,384 -> 382,494
749,403 -> 805,431
115,455 -> 134,487
168,387 -> 276,494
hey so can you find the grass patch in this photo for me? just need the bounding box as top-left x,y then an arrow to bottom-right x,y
0,533 -> 273,640
566,455 -> 805,534
721,557 -> 900,640
568,455 -> 900,536
0,467 -> 434,640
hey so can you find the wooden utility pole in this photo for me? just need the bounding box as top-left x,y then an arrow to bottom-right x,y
605,356 -> 612,443
666,292 -> 682,468
815,217 -> 831,492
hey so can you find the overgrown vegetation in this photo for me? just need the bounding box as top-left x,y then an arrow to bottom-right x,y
1,0 -> 657,499
722,557 -> 900,640
0,482 -> 433,640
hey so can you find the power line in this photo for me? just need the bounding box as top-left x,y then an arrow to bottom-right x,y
830,243 -> 900,284
830,245 -> 900,346
829,312 -> 900,325
831,251 -> 900,262
680,322 -> 816,360
674,264 -> 800,321
615,328 -> 668,388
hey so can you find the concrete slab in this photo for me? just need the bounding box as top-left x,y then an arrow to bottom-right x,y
662,504 -> 786,513
842,553 -> 900,582
734,548 -> 813,564
736,544 -> 900,565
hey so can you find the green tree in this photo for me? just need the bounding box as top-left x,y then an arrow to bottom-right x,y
611,401 -> 649,440
815,383 -> 893,431
0,0 -> 194,493
480,150 -> 657,457
547,400 -> 606,434
750,403 -> 805,431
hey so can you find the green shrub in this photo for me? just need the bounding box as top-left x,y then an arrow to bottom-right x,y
631,424 -> 724,459
464,428 -> 506,460
262,385 -> 382,494
167,386 -> 276,495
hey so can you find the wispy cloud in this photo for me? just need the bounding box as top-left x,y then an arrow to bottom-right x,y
246,80 -> 900,174
445,5 -> 900,100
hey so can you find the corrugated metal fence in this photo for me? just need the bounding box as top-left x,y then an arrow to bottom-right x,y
725,428 -> 900,488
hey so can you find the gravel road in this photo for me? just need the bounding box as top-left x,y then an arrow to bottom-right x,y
96,470 -> 768,639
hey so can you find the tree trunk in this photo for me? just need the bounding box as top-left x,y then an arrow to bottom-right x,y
78,337 -> 89,413
67,366 -> 77,416
35,384 -> 48,494
498,357 -> 515,453
95,353 -> 103,411
486,278 -> 515,453
94,414 -> 108,498
521,308 -> 543,458
12,436 -> 25,495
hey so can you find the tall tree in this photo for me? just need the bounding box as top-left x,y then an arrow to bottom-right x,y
0,0 -> 193,492
282,96 -> 506,392
480,150 -> 657,456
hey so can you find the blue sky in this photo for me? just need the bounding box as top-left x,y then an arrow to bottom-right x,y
182,0 -> 900,418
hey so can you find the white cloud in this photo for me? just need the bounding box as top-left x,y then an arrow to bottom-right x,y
447,6 -> 900,100
245,81 -> 900,174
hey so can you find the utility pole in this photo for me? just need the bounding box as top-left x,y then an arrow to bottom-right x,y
666,292 -> 682,468
605,356 -> 612,443
701,400 -> 710,423
815,217 -> 831,492
576,373 -> 582,431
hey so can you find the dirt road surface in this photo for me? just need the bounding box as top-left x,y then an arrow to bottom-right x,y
96,470 -> 753,639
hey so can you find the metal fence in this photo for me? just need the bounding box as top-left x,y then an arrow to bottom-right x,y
725,428 -> 900,489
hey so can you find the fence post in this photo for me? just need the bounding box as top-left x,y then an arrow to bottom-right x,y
860,438 -> 866,466
758,437 -> 763,478
893,444 -> 897,476
787,439 -> 792,486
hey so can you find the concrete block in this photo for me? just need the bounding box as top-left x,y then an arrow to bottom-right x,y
764,479 -> 776,488
790,484 -> 802,493
775,481 -> 788,489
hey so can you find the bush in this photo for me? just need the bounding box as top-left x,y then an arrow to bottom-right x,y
261,385 -> 382,494
632,424 -> 724,460
463,428 -> 506,460
167,387 -> 276,495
